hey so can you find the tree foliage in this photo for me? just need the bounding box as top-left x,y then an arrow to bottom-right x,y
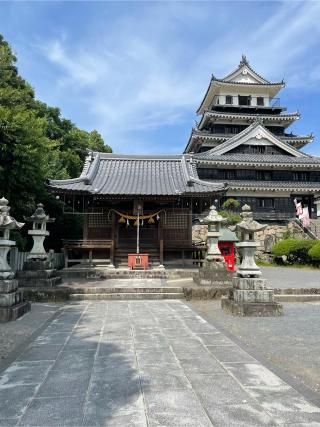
219,198 -> 241,225
0,35 -> 112,249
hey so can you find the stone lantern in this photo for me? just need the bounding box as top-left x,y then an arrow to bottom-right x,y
24,203 -> 55,260
235,204 -> 266,277
0,197 -> 31,321
193,205 -> 232,286
0,197 -> 24,279
203,205 -> 226,263
17,204 -> 61,288
221,205 -> 283,316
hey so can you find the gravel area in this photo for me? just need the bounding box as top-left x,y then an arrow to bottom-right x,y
190,300 -> 320,398
260,266 -> 320,289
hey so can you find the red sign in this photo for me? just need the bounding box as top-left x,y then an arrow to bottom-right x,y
128,253 -> 149,270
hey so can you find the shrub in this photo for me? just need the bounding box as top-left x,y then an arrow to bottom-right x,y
221,198 -> 240,212
218,209 -> 241,226
272,239 -> 317,264
308,241 -> 320,261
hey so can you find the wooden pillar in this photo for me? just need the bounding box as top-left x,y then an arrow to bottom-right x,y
160,238 -> 164,266
159,213 -> 164,266
188,199 -> 193,243
111,212 -> 115,266
83,212 -> 88,240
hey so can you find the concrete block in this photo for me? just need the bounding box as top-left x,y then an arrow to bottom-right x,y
233,289 -> 274,303
0,279 -> 18,293
0,301 -> 31,322
221,297 -> 283,317
232,277 -> 267,290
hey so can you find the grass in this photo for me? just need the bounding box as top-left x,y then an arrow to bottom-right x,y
256,259 -> 320,270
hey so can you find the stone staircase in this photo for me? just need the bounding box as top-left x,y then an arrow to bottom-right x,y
69,286 -> 184,300
293,218 -> 320,240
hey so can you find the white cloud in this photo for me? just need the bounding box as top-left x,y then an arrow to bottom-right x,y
35,1 -> 320,153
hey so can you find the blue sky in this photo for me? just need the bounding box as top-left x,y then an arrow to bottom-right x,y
1,1 -> 320,155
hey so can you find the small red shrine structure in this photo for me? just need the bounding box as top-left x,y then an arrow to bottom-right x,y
218,228 -> 238,271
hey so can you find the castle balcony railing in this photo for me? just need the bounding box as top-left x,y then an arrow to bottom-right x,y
212,96 -> 283,110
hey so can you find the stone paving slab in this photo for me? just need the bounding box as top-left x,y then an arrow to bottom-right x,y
0,300 -> 319,426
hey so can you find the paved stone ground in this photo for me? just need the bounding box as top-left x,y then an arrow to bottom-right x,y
0,304 -> 62,367
260,266 -> 320,289
1,301 -> 320,426
191,300 -> 320,397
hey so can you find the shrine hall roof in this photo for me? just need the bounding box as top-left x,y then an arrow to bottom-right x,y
47,152 -> 227,196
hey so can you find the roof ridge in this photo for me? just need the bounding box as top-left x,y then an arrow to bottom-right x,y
204,110 -> 300,118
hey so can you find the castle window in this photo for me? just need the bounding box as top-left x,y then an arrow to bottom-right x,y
257,97 -> 264,106
256,170 -> 272,180
258,198 -> 275,209
293,171 -> 309,182
225,95 -> 233,105
238,95 -> 251,106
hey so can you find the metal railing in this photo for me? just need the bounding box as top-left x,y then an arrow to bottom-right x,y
213,96 -> 281,108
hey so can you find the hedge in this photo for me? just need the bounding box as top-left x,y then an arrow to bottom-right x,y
308,241 -> 320,261
272,239 -> 317,264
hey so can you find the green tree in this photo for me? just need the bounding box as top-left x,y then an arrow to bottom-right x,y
0,34 -> 112,248
218,198 -> 241,225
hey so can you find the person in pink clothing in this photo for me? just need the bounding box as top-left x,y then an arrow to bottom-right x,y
294,198 -> 303,219
294,198 -> 310,228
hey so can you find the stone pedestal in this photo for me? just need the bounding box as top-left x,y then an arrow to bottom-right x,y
221,277 -> 283,317
17,259 -> 61,288
0,279 -> 31,322
193,260 -> 233,287
0,197 -> 31,322
221,204 -> 283,317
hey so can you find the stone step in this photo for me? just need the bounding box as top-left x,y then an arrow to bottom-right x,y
17,276 -> 62,288
69,292 -> 184,301
68,287 -> 182,294
274,288 -> 320,295
275,294 -> 320,302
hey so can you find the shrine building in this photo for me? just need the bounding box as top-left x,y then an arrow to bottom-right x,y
47,154 -> 226,267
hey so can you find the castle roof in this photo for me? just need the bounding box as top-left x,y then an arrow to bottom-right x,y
197,56 -> 285,114
195,122 -> 307,158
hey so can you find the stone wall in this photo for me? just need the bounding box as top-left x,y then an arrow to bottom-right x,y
192,220 -> 313,262
192,224 -> 207,246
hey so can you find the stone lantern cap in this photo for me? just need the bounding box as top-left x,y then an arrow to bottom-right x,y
0,197 -> 24,230
236,204 -> 266,234
201,205 -> 226,225
24,203 -> 55,223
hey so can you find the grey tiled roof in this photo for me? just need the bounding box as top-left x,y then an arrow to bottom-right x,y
196,152 -> 319,163
199,110 -> 300,124
195,153 -> 320,167
212,78 -> 284,87
196,122 -> 305,158
47,153 -> 227,196
211,179 -> 320,193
